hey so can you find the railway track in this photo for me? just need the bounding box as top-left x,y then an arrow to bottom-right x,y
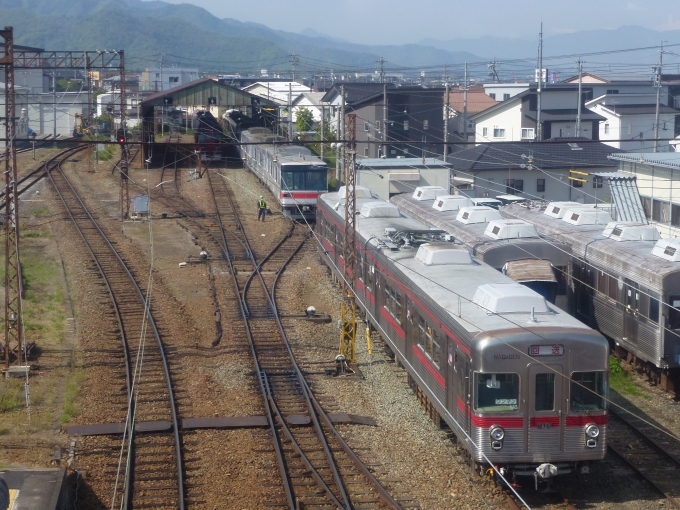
206,168 -> 407,509
47,151 -> 186,509
607,407 -> 680,508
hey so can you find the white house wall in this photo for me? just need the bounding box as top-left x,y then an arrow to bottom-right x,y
474,101 -> 523,143
357,167 -> 451,200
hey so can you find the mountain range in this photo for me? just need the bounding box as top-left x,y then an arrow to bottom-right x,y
1,0 -> 678,78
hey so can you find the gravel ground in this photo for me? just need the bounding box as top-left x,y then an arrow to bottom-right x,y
4,153 -> 680,510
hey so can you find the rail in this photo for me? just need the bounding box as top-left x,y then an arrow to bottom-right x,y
47,152 -> 185,510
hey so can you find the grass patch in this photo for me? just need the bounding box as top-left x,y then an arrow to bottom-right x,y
22,231 -> 46,238
0,379 -> 25,413
31,206 -> 51,217
609,356 -> 650,398
60,369 -> 86,424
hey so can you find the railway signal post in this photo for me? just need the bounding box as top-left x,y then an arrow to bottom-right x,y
339,114 -> 357,363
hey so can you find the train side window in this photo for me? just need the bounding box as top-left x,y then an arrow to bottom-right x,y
430,329 -> 440,368
649,293 -> 660,324
474,373 -> 519,412
555,266 -> 567,296
570,371 -> 606,410
668,296 -> 680,329
417,316 -> 427,352
608,274 -> 618,301
535,373 -> 555,411
597,270 -> 607,295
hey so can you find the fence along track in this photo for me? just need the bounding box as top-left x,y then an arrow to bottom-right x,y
607,408 -> 680,508
47,154 -> 185,510
206,168 -> 403,509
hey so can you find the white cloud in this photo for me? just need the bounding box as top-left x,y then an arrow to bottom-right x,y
625,1 -> 646,10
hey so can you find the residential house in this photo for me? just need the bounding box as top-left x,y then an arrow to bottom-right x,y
473,79 -> 673,144
448,140 -> 620,203
608,153 -> 680,237
356,158 -> 452,200
140,67 -> 200,92
291,92 -> 327,126
483,83 -> 530,102
322,84 -> 448,159
586,93 -> 680,151
444,85 -> 497,143
241,81 -> 311,106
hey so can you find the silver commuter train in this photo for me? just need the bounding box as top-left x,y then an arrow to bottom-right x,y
501,202 -> 680,392
316,187 -> 609,484
239,127 -> 327,220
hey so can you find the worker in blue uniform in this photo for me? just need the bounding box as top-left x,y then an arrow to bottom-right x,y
258,196 -> 267,222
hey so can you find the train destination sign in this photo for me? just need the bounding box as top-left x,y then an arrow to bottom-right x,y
528,344 -> 564,356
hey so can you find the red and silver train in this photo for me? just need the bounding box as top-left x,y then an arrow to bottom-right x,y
239,127 -> 327,220
316,187 -> 609,485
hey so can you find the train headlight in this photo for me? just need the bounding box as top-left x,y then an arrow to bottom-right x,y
490,425 -> 505,441
585,423 -> 600,439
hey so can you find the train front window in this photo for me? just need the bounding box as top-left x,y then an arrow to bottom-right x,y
474,373 -> 519,412
535,373 -> 555,411
281,165 -> 327,191
570,371 -> 607,411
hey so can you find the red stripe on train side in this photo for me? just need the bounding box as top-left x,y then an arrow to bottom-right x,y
321,238 -> 334,253
530,416 -> 561,427
280,192 -> 322,199
366,289 -> 375,303
565,415 -> 608,426
471,415 -> 524,428
381,308 -> 406,339
320,202 -> 470,354
412,344 -> 445,388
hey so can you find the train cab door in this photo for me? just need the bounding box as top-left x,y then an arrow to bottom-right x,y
527,364 -> 565,454
623,280 -> 639,346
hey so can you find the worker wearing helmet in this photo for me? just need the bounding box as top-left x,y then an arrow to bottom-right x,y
257,195 -> 267,222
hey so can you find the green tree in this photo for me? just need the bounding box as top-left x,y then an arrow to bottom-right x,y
296,107 -> 314,133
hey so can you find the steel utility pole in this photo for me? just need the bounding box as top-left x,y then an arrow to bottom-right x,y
537,23 -> 543,141
576,58 -> 584,138
320,104 -> 325,161
340,84 -> 345,182
376,57 -> 385,83
383,81 -> 388,158
119,50 -> 130,220
444,82 -> 449,162
339,113 -> 357,363
1,26 -> 24,368
462,63 -> 468,141
487,58 -> 500,83
52,72 -> 56,145
654,40 -> 665,153
288,82 -> 293,142
291,52 -> 298,81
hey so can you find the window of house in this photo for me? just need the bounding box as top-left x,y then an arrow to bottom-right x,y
422,135 -> 427,143
482,127 -> 488,137
493,127 -> 505,138
537,179 -> 545,192
489,93 -> 496,100
376,120 -> 381,131
604,123 -> 610,134
627,123 -> 633,135
423,119 -> 429,130
593,176 -> 603,188
364,122 -> 370,131
521,128 -> 534,139
403,120 -> 409,131
170,77 -> 179,83
514,180 -> 524,192
364,148 -> 369,157
606,89 -> 619,94
572,178 -> 583,188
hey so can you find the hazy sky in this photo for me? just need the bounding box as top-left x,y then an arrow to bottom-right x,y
158,0 -> 680,45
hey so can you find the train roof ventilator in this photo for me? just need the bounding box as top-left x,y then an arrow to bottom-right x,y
413,186 -> 448,201
652,239 -> 680,261
432,195 -> 471,212
456,206 -> 503,224
484,219 -> 539,240
473,283 -> 550,314
415,243 -> 474,266
602,222 -> 660,242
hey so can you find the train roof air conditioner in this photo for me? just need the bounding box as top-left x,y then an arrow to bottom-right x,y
544,201 -> 594,219
562,209 -> 612,226
338,185 -> 373,199
602,222 -> 660,242
652,239 -> 680,262
360,202 -> 401,218
473,283 -> 550,314
415,243 -> 474,265
413,186 -> 448,201
456,206 -> 503,224
484,219 -> 539,240
432,195 -> 472,212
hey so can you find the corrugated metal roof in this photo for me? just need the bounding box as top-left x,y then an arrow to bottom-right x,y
608,153 -> 680,169
596,174 -> 647,223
